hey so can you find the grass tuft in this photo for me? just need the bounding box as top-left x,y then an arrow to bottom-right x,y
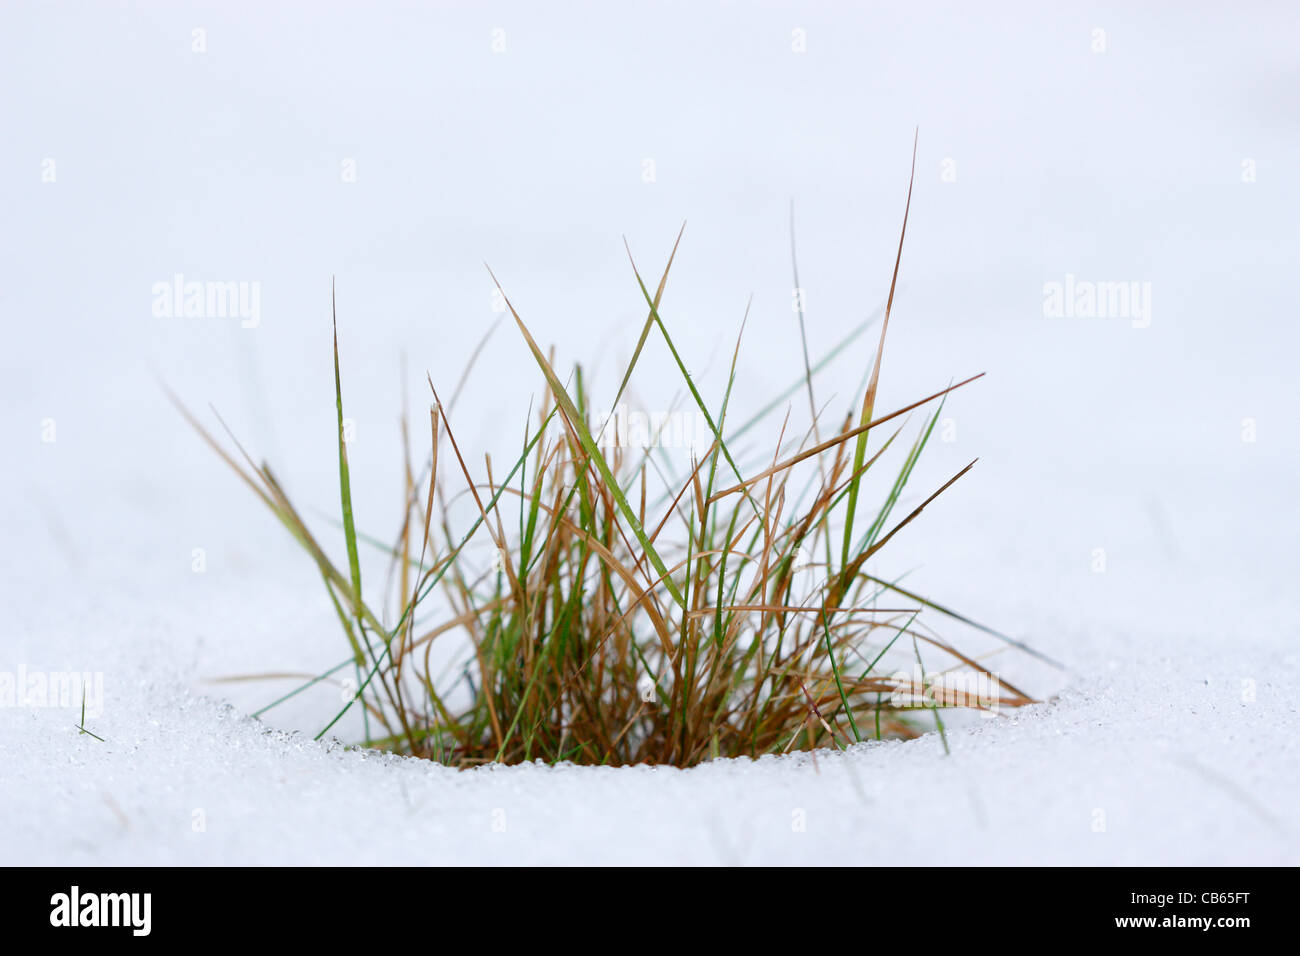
182,148 -> 1041,767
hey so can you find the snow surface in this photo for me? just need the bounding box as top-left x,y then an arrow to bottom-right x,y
3,2 -> 1298,864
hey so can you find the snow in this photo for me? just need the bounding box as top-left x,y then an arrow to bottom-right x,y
2,2 -> 1298,864
7,605 -> 1296,865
